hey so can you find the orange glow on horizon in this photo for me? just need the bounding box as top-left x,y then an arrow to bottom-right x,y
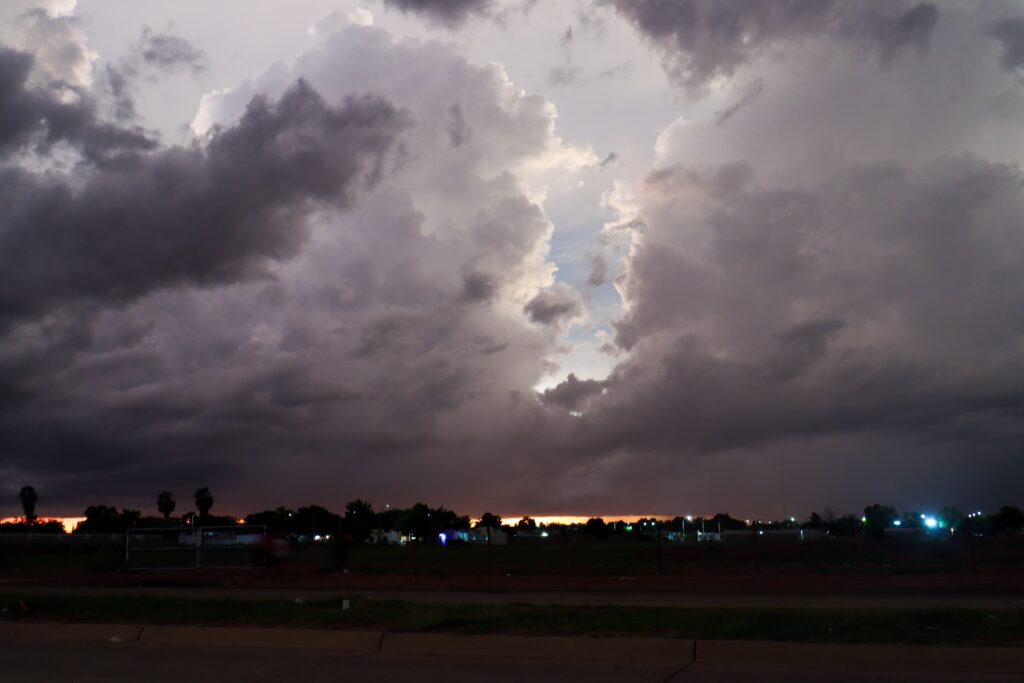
1,516 -> 85,533
474,514 -> 679,526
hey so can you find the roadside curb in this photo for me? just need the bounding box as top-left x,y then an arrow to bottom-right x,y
3,622 -> 1024,673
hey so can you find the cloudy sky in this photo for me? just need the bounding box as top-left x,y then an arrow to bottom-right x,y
3,0 -> 1024,520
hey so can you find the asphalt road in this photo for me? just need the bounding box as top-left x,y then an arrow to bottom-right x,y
5,584 -> 1023,610
2,639 -> 1021,682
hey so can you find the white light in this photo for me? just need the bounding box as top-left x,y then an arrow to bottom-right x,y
540,531 -> 549,538
924,517 -> 938,529
314,534 -> 322,541
893,520 -> 902,527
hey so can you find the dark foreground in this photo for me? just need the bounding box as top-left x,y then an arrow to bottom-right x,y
2,638 -> 1021,683
3,592 -> 1024,647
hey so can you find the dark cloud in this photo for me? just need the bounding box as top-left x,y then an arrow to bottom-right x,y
446,102 -> 470,147
461,270 -> 496,302
540,373 -> 605,411
602,0 -> 938,90
990,16 -> 1024,76
135,26 -> 208,75
587,155 -> 1024,460
0,22 -> 579,516
763,318 -> 846,383
381,0 -> 492,26
0,78 -> 408,326
0,46 -> 153,162
524,283 -> 583,326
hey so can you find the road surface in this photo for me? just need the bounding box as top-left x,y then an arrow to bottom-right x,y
2,639 -> 1021,683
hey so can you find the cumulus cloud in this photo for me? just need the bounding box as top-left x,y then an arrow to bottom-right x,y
1,2 -> 96,88
602,0 -> 938,90
1,22 -> 586,510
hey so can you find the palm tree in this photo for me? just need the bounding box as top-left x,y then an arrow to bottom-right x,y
157,491 -> 176,519
19,486 -> 38,525
477,512 -> 501,576
194,487 -> 213,520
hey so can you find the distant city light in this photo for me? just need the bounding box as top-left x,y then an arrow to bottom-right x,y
540,531 -> 549,538
860,516 -> 868,523
893,520 -> 902,527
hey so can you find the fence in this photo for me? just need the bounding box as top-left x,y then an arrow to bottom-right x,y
124,526 -> 266,570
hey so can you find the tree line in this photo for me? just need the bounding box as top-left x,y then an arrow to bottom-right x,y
5,485 -> 1024,540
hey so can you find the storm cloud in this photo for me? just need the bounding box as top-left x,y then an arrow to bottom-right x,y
0,76 -> 408,326
3,2 -> 1024,519
602,0 -> 938,90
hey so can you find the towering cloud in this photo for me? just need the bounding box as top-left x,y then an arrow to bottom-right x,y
1,20 -> 592,510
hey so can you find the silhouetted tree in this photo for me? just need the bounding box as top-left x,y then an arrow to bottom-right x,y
711,513 -> 748,531
863,504 -> 898,539
993,506 -> 1024,534
517,516 -> 537,530
75,505 -> 121,533
584,517 -> 608,538
157,491 -> 176,519
19,485 -> 38,525
119,508 -> 141,530
345,499 -> 375,542
477,512 -> 501,529
194,487 -> 213,520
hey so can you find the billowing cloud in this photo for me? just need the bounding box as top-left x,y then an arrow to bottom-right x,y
602,0 -> 938,90
0,76 -> 408,326
0,47 -> 153,161
1,2 -> 96,88
1,21 -> 589,511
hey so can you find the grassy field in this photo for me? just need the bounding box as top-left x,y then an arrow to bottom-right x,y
2,593 -> 1023,647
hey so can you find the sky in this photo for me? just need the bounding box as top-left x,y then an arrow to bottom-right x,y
3,0 -> 1024,521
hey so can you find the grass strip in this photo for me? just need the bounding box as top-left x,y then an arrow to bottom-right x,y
1,593 -> 1022,647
